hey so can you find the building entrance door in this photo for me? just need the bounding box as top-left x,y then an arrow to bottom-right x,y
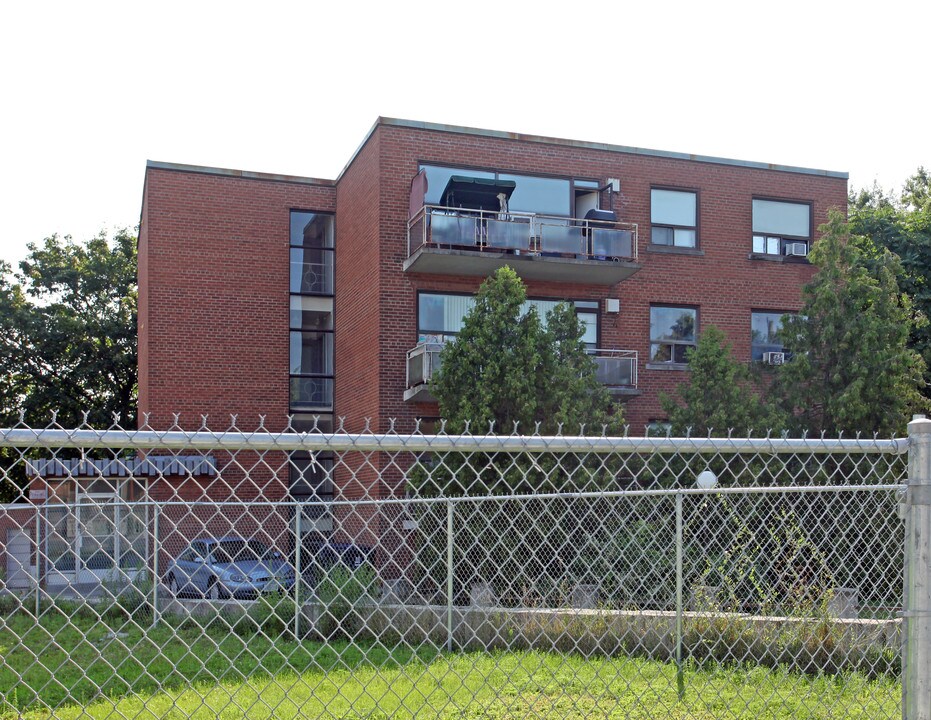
75,492 -> 118,583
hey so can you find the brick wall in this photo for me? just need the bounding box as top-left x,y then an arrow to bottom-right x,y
370,123 -> 847,431
138,167 -> 336,431
139,121 -> 847,444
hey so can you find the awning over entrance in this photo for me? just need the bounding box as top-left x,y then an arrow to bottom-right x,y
26,455 -> 218,478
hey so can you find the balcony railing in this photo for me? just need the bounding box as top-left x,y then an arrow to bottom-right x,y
591,349 -> 638,390
408,205 -> 638,261
404,342 -> 637,402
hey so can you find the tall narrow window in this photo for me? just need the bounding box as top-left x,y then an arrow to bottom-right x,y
651,189 -> 697,248
289,211 -> 334,412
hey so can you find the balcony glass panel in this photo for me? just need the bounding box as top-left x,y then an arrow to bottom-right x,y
429,213 -> 478,246
290,377 -> 334,409
594,356 -> 635,386
486,217 -> 530,250
290,331 -> 334,376
592,228 -> 633,259
539,222 -> 584,254
290,248 -> 334,295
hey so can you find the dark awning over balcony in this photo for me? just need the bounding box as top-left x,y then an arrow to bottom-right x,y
441,176 -> 516,211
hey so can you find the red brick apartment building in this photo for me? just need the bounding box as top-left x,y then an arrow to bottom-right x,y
3,118 -> 848,589
137,117 -> 847,505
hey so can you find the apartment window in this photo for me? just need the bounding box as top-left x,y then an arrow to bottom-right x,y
651,189 -> 697,248
290,212 -> 334,295
650,306 -> 697,364
751,199 -> 811,256
417,292 -> 598,348
751,311 -> 790,361
287,415 -> 334,499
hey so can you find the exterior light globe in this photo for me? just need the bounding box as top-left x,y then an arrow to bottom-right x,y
696,470 -> 718,489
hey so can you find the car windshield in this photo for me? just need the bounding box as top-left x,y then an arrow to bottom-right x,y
209,541 -> 271,564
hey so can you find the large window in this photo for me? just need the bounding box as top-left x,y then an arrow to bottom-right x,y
417,292 -> 598,348
751,199 -> 811,256
751,311 -> 790,361
651,189 -> 697,248
650,306 -> 697,364
420,165 -> 573,217
289,211 -> 334,412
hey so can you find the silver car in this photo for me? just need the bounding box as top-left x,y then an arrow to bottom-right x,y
165,537 -> 295,600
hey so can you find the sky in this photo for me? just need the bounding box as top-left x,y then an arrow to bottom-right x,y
1,0 -> 929,267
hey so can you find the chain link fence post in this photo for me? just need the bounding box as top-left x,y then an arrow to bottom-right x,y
675,492 -> 685,701
151,503 -> 160,627
446,499 -> 454,653
295,503 -> 302,640
905,415 -> 931,720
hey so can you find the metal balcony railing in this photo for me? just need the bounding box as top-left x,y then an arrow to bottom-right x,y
405,342 -> 638,398
590,349 -> 638,388
408,205 -> 638,262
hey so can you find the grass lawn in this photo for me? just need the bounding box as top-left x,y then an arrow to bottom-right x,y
0,603 -> 901,719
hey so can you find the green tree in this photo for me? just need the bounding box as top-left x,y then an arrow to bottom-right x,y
849,169 -> 931,389
661,325 -> 782,435
0,229 -> 137,428
417,267 -> 621,603
773,211 -> 926,436
431,266 -> 616,436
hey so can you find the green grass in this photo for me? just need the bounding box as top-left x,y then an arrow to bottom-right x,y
0,602 -> 901,719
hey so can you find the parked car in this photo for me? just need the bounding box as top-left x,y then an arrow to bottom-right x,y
165,537 -> 374,600
165,537 -> 295,600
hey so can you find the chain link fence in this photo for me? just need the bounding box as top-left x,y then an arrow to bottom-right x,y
0,417 -> 924,718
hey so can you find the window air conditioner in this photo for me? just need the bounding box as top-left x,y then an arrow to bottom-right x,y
762,351 -> 786,365
784,242 -> 808,257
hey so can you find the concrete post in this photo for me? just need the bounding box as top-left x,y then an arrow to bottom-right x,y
904,415 -> 931,720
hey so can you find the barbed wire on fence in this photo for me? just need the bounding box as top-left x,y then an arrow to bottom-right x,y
0,416 -> 915,718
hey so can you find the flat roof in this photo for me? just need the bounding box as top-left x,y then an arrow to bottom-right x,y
147,118 -> 848,186
338,117 -> 848,181
145,160 -> 334,186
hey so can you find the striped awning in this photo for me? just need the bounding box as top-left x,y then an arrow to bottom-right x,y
25,455 -> 218,479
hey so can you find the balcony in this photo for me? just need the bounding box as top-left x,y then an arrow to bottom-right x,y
403,342 -> 638,403
406,205 -> 640,285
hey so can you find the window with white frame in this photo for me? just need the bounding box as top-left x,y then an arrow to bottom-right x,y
751,199 -> 811,256
651,189 -> 697,248
650,305 -> 697,364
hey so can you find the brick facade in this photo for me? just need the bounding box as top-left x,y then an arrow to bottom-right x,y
138,118 -> 848,492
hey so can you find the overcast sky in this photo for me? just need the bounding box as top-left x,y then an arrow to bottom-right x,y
1,0 -> 928,267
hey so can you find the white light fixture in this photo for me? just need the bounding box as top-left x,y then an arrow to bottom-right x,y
696,470 -> 717,489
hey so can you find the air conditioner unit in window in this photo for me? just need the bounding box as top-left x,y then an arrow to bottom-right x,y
784,243 -> 808,257
762,351 -> 786,365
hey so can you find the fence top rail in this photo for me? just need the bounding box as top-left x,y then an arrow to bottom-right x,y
0,482 -> 907,514
0,428 -> 909,455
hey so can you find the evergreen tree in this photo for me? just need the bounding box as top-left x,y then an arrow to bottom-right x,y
661,325 -> 782,436
432,266 -> 616,436
774,211 -> 926,436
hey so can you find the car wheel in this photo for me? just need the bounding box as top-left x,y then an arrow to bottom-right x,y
207,580 -> 221,601
167,574 -> 181,597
